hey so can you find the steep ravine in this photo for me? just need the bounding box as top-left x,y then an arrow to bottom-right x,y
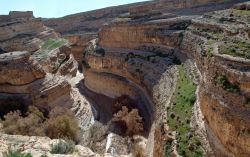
0,1 -> 249,157
79,2 -> 250,157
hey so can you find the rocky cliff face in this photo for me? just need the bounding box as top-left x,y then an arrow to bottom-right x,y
181,4 -> 250,156
0,11 -> 58,52
81,1 -> 250,157
0,12 -> 96,157
0,12 -> 79,111
44,0 -> 247,73
1,0 -> 249,157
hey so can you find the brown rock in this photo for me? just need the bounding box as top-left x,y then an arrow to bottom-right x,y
0,51 -> 46,85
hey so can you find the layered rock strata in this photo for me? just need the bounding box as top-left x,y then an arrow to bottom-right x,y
181,4 -> 250,156
0,12 -> 85,119
64,33 -> 97,66
0,1 -> 249,157
0,11 -> 57,52
81,1 -> 250,157
44,0 -> 246,72
0,51 -> 73,110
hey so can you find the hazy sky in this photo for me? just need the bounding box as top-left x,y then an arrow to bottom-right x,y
0,0 -> 146,18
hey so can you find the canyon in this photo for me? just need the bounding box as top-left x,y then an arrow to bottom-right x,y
0,0 -> 250,157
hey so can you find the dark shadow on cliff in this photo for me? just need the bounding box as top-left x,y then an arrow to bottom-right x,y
76,79 -> 113,124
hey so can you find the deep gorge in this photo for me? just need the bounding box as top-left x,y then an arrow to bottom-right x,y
0,0 -> 249,157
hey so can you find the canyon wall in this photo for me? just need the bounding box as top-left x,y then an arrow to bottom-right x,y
0,11 -> 78,112
0,11 -> 58,52
0,0 -> 248,156
44,0 -> 246,73
82,1 -> 250,156
181,4 -> 250,156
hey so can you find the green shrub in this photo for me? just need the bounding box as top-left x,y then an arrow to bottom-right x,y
207,48 -> 213,58
51,139 -> 75,154
216,75 -> 240,93
3,150 -> 32,157
189,94 -> 196,104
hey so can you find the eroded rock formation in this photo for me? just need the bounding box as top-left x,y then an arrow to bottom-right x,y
181,4 -> 250,156
0,11 -> 57,52
0,11 -> 94,139
80,1 -> 250,156
0,0 -> 249,157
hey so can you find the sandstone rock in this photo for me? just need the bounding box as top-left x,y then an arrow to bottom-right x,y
1,1 -> 249,157
0,11 -> 58,52
0,51 -> 45,85
64,33 -> 97,66
181,7 -> 250,156
0,134 -> 100,157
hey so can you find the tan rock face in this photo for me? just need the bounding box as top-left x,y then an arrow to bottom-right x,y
98,19 -> 187,49
82,1 -> 249,156
0,11 -> 58,52
0,12 -> 77,111
0,51 -> 45,85
83,18 -> 183,156
181,7 -> 250,156
64,33 -> 97,65
0,1 -> 248,157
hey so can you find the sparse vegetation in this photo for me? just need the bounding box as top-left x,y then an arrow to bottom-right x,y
44,107 -> 80,143
2,106 -> 80,143
87,122 -> 109,153
191,27 -> 224,41
2,106 -> 45,136
164,141 -> 172,157
32,38 -> 67,60
207,47 -> 213,58
232,9 -> 250,16
51,139 -> 75,154
41,39 -> 67,50
165,65 -> 203,156
219,40 -> 250,59
216,75 -> 240,93
132,136 -> 147,157
3,150 -> 32,157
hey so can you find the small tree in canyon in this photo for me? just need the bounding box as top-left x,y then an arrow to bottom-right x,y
113,106 -> 144,135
